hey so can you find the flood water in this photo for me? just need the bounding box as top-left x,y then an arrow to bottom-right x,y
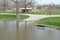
0,21 -> 60,40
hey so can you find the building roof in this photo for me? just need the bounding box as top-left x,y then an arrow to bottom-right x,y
20,8 -> 32,9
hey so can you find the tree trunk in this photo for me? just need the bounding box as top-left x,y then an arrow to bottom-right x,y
3,0 -> 6,12
16,0 -> 19,19
25,0 -> 27,13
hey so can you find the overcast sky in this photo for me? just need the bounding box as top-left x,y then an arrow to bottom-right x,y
35,0 -> 60,5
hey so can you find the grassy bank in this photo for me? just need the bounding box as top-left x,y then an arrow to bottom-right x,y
0,15 -> 29,21
34,17 -> 60,29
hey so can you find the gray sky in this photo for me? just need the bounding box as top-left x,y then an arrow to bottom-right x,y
35,0 -> 60,5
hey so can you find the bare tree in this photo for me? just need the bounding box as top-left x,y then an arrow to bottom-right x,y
2,0 -> 6,12
10,0 -> 20,19
2,0 -> 7,12
25,0 -> 27,12
16,0 -> 19,19
11,0 -> 35,13
24,0 -> 35,12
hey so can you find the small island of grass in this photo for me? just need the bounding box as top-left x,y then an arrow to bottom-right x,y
34,17 -> 60,29
0,14 -> 29,21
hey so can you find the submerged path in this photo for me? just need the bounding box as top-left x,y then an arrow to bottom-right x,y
21,14 -> 60,22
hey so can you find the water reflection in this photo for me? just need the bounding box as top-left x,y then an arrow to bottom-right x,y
0,20 -> 60,40
16,20 -> 19,40
16,20 -> 28,40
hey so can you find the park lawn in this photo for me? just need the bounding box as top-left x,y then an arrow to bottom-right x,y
0,10 -> 60,15
30,10 -> 46,15
0,11 -> 45,15
34,17 -> 60,29
49,10 -> 60,15
0,15 -> 29,21
19,10 -> 60,15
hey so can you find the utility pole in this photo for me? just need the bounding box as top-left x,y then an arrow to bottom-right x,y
16,0 -> 19,19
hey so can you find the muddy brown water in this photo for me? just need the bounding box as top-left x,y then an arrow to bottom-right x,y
0,21 -> 60,40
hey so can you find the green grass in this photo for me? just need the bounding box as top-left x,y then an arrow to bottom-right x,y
20,10 -> 60,15
29,10 -> 46,15
0,15 -> 29,21
34,17 -> 60,29
1,10 -> 60,15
